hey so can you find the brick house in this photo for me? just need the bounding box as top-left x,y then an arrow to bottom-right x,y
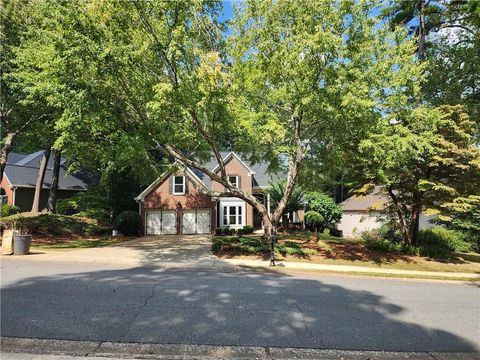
135,152 -> 302,235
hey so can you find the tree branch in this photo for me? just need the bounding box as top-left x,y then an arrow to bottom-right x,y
272,111 -> 303,223
158,142 -> 269,216
189,110 -> 227,179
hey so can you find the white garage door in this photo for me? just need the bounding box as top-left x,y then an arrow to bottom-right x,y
146,210 -> 177,235
182,209 -> 211,235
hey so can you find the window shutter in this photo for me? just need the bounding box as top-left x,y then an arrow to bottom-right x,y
237,176 -> 241,190
169,176 -> 173,195
185,176 -> 189,194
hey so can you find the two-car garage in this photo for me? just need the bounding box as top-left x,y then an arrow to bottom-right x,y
145,209 -> 211,235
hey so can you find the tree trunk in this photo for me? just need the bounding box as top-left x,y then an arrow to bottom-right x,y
0,132 -> 15,183
262,215 -> 276,266
46,151 -> 61,213
418,0 -> 426,61
387,186 -> 411,246
409,192 -> 423,246
31,146 -> 51,213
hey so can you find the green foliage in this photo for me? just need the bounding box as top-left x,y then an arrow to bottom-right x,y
56,191 -> 110,224
268,180 -> 304,214
213,236 -> 316,256
358,105 -> 480,245
438,195 -> 480,251
215,226 -> 236,236
304,193 -> 342,226
0,213 -> 106,236
243,225 -> 254,234
304,211 -> 325,233
114,211 -> 141,236
0,204 -> 21,218
212,239 -> 223,253
363,230 -> 403,253
419,227 -> 472,253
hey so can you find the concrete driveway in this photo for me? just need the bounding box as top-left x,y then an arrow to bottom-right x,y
17,235 -> 229,268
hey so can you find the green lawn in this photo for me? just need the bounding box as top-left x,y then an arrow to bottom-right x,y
33,237 -> 129,249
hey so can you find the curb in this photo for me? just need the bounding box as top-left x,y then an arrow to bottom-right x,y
1,337 -> 478,360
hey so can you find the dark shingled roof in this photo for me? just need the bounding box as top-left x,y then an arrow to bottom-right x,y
191,152 -> 284,189
340,187 -> 387,211
4,152 -> 88,191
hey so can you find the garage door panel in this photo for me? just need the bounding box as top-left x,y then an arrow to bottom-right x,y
146,211 -> 162,235
182,209 -> 211,235
182,211 -> 196,235
161,210 -> 177,235
146,210 -> 177,235
196,210 -> 211,234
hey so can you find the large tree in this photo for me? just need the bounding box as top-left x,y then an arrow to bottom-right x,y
358,105 -> 480,246
9,1 -> 422,262
0,0 -> 53,182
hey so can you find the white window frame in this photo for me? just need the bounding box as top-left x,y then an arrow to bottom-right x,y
220,200 -> 245,228
173,176 -> 186,195
228,175 -> 239,188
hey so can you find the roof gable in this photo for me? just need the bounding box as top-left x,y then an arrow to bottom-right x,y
135,162 -> 211,201
211,152 -> 255,175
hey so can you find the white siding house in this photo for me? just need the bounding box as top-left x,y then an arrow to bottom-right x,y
337,189 -> 435,238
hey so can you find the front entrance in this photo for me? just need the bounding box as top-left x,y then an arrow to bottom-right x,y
182,209 -> 211,235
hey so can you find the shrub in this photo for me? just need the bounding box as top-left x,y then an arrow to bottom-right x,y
243,225 -> 254,234
237,228 -> 245,236
363,230 -> 402,253
304,192 -> 342,226
329,228 -> 343,238
215,227 -> 224,236
418,245 -> 450,258
304,211 -> 324,235
114,210 -> 141,236
419,227 -> 472,253
0,204 -> 21,218
212,239 -> 223,252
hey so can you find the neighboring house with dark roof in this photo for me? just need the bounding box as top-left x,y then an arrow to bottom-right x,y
135,151 -> 295,235
337,187 -> 434,237
1,151 -> 88,211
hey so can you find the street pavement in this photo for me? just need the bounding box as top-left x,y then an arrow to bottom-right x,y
1,258 -> 479,354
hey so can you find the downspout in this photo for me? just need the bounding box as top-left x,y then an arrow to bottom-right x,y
12,186 -> 17,206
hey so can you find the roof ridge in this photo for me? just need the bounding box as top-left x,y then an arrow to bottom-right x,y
14,150 -> 45,166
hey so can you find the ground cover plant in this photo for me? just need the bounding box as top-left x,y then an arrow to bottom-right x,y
213,232 -> 480,274
0,212 -> 112,246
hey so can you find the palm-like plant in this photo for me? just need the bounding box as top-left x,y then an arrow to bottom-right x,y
268,180 -> 304,224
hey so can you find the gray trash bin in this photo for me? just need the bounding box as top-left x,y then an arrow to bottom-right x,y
14,235 -> 32,255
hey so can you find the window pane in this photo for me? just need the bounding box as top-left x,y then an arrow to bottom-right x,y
228,176 -> 237,187
238,206 -> 242,225
229,215 -> 236,225
174,176 -> 184,193
223,206 -> 228,225
229,207 -> 236,216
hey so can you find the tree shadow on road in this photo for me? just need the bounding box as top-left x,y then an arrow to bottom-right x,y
1,266 -> 478,353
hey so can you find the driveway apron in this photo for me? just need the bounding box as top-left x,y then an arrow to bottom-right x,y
21,235 -> 225,268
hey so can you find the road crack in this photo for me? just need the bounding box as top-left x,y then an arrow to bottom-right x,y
121,279 -> 159,341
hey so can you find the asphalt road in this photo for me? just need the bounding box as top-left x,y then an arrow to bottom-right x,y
1,259 -> 479,353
